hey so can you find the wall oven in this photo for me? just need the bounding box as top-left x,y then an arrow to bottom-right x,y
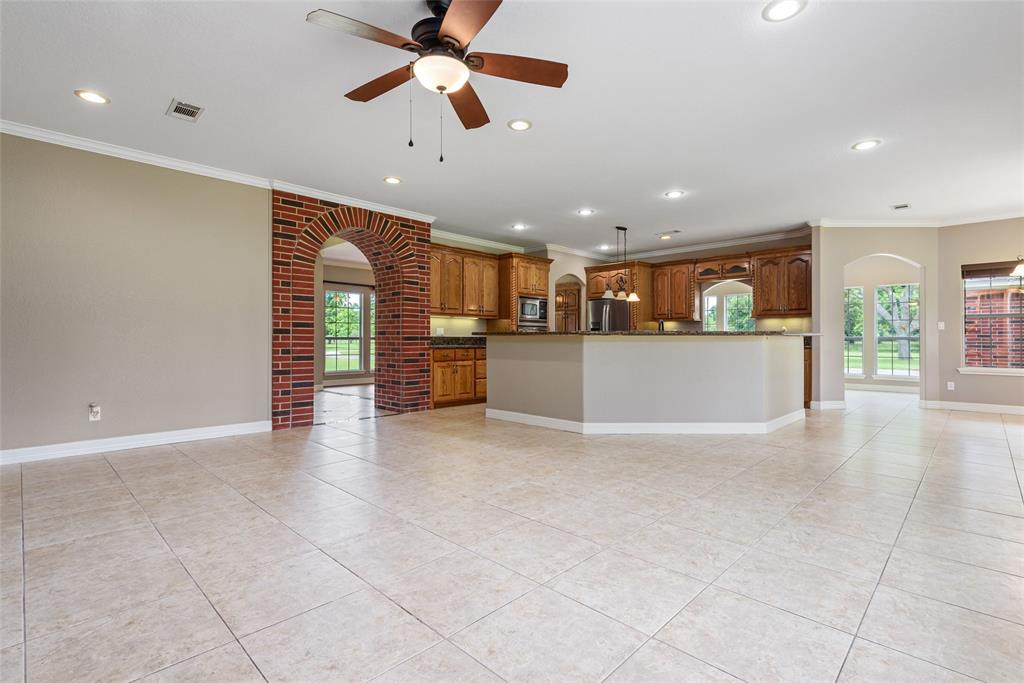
518,296 -> 548,330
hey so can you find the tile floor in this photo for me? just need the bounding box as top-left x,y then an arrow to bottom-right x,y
0,391 -> 1022,682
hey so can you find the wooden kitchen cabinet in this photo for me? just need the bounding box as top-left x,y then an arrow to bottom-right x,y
431,246 -> 497,318
555,285 -> 581,332
515,257 -> 549,296
462,254 -> 499,318
652,263 -> 696,320
696,257 -> 751,281
431,347 -> 487,407
752,250 -> 811,317
586,268 -> 628,299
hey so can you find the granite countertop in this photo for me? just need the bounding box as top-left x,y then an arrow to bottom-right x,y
476,330 -> 814,336
429,336 -> 486,347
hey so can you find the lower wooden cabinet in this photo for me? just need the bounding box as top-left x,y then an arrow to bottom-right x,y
432,347 -> 487,406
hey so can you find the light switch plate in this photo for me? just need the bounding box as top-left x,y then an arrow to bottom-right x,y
946,381 -> 955,391
435,327 -> 445,336
937,321 -> 945,330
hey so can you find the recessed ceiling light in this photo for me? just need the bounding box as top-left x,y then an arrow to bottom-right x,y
851,139 -> 881,151
507,119 -> 532,131
657,230 -> 682,240
762,0 -> 807,22
383,176 -> 402,184
664,190 -> 685,199
659,234 -> 672,240
599,244 -> 610,251
576,208 -> 595,216
512,223 -> 528,231
74,89 -> 109,104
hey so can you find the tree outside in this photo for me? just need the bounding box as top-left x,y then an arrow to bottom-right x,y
875,283 -> 920,375
725,294 -> 755,331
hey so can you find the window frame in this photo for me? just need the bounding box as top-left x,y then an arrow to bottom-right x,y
723,292 -> 754,332
324,283 -> 375,377
872,282 -> 921,380
843,286 -> 864,377
959,264 -> 1024,376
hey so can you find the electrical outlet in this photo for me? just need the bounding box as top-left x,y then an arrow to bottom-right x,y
435,327 -> 445,336
88,403 -> 101,421
937,321 -> 945,330
946,382 -> 955,391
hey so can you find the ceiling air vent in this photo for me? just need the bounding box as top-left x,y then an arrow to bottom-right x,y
165,98 -> 204,122
891,203 -> 911,211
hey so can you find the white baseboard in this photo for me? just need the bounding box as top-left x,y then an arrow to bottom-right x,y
0,420 -> 272,464
485,408 -> 805,435
810,400 -> 847,410
919,400 -> 1024,416
845,383 -> 919,394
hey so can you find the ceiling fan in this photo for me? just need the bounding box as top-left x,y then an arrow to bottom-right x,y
306,0 -> 569,129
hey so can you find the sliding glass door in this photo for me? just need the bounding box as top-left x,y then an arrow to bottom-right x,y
324,285 -> 375,376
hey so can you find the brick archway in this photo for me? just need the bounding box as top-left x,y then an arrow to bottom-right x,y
271,190 -> 431,429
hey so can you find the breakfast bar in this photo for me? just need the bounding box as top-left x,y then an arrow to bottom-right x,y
482,331 -> 807,434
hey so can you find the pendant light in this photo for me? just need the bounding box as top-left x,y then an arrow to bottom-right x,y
616,226 -> 641,303
1011,255 -> 1024,278
601,228 -> 617,299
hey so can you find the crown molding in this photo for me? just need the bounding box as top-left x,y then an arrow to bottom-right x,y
813,213 -> 1023,229
431,229 -> 524,253
270,180 -> 435,224
543,243 -> 613,261
628,226 -> 812,260
0,120 -> 436,224
937,212 -> 1024,227
1,120 -> 270,188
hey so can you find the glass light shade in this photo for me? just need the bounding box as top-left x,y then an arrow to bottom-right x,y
615,290 -> 628,301
413,55 -> 470,93
1011,259 -> 1024,278
601,287 -> 615,300
627,292 -> 640,302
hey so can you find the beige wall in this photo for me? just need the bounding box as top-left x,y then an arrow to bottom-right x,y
813,218 -> 1023,409
843,255 -> 923,388
1,134 -> 270,449
937,217 -> 1024,406
535,247 -> 601,330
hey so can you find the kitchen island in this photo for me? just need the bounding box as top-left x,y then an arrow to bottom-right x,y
481,331 -> 807,434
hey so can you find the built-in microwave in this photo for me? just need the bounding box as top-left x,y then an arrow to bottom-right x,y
518,296 -> 548,329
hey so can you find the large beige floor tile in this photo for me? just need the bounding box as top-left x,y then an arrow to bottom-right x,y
373,642 -> 502,683
23,502 -> 151,550
140,642 -> 264,682
175,522 -> 316,585
281,499 -> 406,545
547,549 -> 705,635
406,498 -> 525,546
24,525 -> 170,585
21,484 -> 135,522
241,588 -> 440,682
837,638 -> 974,683
613,521 -> 746,583
0,591 -> 22,649
908,500 -> 1024,543
914,480 -> 1024,516
376,549 -> 534,636
859,585 -> 1024,683
25,587 -> 233,683
754,518 -> 892,580
200,549 -> 366,636
785,502 -> 904,545
606,639 -> 740,683
452,587 -> 646,683
657,586 -> 852,682
153,502 -> 280,551
896,520 -> 1024,576
25,552 -> 193,639
469,521 -> 601,583
321,521 -> 459,584
0,644 -> 23,683
881,547 -> 1024,624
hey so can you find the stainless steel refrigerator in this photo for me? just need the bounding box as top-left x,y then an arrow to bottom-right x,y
588,299 -> 630,332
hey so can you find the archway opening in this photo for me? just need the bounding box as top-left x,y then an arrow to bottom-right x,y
841,253 -> 924,401
270,191 -> 431,430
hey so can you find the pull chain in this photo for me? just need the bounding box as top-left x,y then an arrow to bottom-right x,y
438,92 -> 444,163
407,64 -> 414,147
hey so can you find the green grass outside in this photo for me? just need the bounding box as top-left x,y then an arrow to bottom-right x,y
325,341 -> 375,373
845,340 -> 920,375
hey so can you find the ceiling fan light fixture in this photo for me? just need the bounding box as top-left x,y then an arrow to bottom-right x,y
413,54 -> 470,93
762,0 -> 807,22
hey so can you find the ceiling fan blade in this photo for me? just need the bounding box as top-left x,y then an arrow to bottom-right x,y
447,82 -> 490,129
467,52 -> 568,88
345,65 -> 413,102
306,9 -> 421,51
438,0 -> 502,49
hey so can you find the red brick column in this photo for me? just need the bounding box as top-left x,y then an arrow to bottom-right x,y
271,190 -> 431,429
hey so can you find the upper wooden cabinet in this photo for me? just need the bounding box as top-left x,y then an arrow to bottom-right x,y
585,268 -> 628,299
430,245 -> 498,318
652,263 -> 696,320
463,254 -> 499,318
696,257 -> 751,281
752,250 -> 811,317
514,257 -> 549,296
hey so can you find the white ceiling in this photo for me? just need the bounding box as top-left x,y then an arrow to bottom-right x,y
2,1 -> 1021,255
321,237 -> 371,267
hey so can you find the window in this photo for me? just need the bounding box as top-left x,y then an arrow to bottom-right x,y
962,262 -> 1024,369
844,287 -> 864,375
324,286 -> 375,374
703,295 -> 717,331
875,283 -> 920,377
725,293 -> 754,331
